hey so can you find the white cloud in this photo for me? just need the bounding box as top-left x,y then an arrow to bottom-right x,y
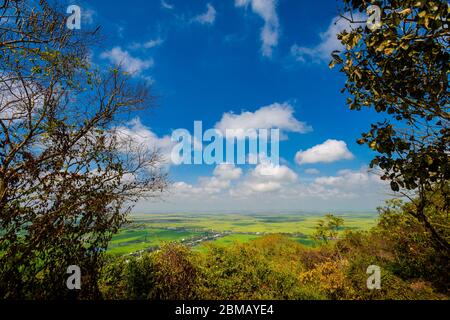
161,0 -> 174,10
215,102 -> 311,139
113,118 -> 174,164
171,181 -> 203,195
295,139 -> 354,165
315,170 -> 368,187
193,3 -> 217,25
129,38 -> 164,50
235,0 -> 280,57
152,165 -> 389,213
100,47 -> 153,75
199,176 -> 232,194
214,163 -> 243,180
173,163 -> 242,196
251,161 -> 297,183
313,168 -> 384,189
204,164 -> 242,193
291,13 -> 366,63
231,161 -> 298,195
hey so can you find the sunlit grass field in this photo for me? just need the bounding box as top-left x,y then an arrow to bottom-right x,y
193,234 -> 261,253
108,212 -> 378,256
108,227 -> 206,256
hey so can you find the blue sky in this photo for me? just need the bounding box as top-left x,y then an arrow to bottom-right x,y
77,0 -> 389,213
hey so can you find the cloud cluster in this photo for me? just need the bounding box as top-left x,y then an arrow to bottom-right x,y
214,163 -> 243,180
114,118 -> 174,164
173,163 -> 243,196
100,47 -> 153,75
235,0 -> 280,57
314,169 -> 373,187
239,161 -> 298,194
200,164 -> 243,194
295,139 -> 354,165
215,102 -> 311,139
163,165 -> 388,212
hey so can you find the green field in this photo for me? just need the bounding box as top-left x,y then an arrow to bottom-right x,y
108,227 -> 207,256
108,212 -> 378,256
194,234 -> 261,253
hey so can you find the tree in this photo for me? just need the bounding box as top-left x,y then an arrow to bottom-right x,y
376,198 -> 449,292
332,0 -> 450,250
313,214 -> 345,244
0,0 -> 167,299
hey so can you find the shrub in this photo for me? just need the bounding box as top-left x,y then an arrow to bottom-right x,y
150,244 -> 202,300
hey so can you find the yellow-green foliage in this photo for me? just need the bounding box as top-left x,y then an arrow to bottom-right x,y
100,244 -> 202,300
199,235 -> 325,300
150,244 -> 201,300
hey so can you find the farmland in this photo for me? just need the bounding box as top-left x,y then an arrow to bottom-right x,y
107,212 -> 378,256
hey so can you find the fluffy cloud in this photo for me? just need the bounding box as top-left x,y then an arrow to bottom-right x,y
291,13 -> 365,63
113,118 -> 174,164
100,47 -> 153,75
215,102 -> 311,139
250,161 -> 297,182
171,181 -> 203,195
231,161 -> 298,195
295,139 -> 354,165
153,165 -> 389,213
199,176 -> 232,193
173,163 -> 242,196
235,0 -> 280,57
315,169 -> 371,187
193,3 -> 217,25
172,162 -> 296,197
214,163 -> 243,180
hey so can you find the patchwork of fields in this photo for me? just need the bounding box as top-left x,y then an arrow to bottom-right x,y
107,212 -> 378,256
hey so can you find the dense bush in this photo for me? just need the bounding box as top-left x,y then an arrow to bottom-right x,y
199,235 -> 324,300
376,199 -> 449,292
100,244 -> 201,300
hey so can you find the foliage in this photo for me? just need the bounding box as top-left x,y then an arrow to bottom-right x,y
313,214 -> 345,244
375,198 -> 449,292
0,0 -> 167,299
333,0 -> 450,250
100,244 -> 201,300
150,243 -> 201,300
99,207 -> 448,300
199,235 -> 324,300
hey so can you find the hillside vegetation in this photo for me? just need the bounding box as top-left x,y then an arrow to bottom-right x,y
99,198 -> 449,300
